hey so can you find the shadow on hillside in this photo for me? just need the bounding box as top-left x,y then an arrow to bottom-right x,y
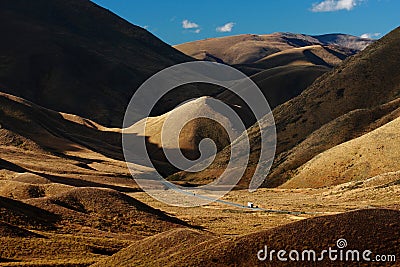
0,158 -> 27,173
37,172 -> 142,193
0,196 -> 60,229
0,157 -> 141,192
0,95 -> 203,177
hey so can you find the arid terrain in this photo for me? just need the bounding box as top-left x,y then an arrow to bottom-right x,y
0,0 -> 399,266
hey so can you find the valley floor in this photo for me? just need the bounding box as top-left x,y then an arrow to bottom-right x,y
1,158 -> 398,266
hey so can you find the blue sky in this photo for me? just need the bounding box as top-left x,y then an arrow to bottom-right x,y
91,0 -> 399,45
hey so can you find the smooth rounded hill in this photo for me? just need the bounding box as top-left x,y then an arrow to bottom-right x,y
251,45 -> 345,69
175,33 -> 294,64
0,178 -> 73,200
91,228 -> 215,267
92,209 -> 400,266
11,172 -> 51,184
174,32 -> 372,65
125,97 -> 241,175
0,181 -> 46,200
0,0 -> 195,126
0,91 -> 145,200
235,44 -> 349,76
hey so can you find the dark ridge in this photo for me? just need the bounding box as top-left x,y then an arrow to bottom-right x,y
0,0 -> 194,127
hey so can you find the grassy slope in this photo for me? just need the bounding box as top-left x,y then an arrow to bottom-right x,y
175,27 -> 400,188
174,33 -> 368,65
281,114 -> 400,188
93,209 -> 400,267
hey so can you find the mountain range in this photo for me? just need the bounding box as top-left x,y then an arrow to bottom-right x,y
175,26 -> 400,189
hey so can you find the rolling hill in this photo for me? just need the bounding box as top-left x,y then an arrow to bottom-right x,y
178,37 -> 363,128
91,228 -> 216,267
0,186 -> 191,264
265,26 -> 400,187
0,91 -> 196,264
0,91 -> 153,197
281,114 -> 400,188
0,0 -> 208,127
0,91 -> 123,159
174,32 -> 372,66
126,97 -> 235,151
238,45 -> 347,74
125,97 -> 234,172
93,209 -> 400,266
25,187 -> 189,235
216,64 -> 330,126
173,27 -> 400,188
0,91 -> 190,237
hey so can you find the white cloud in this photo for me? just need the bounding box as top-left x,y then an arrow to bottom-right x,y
311,0 -> 361,12
182,19 -> 199,29
216,22 -> 235,33
360,32 -> 381,39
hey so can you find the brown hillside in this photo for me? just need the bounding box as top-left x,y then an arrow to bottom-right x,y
0,0 -> 198,127
175,27 -> 400,188
264,26 -> 400,186
0,91 -> 146,197
174,33 -> 370,65
271,97 -> 400,187
175,33 -> 294,64
217,64 -> 330,126
248,45 -> 345,69
0,96 -> 193,265
125,97 -> 239,176
93,209 -> 400,267
281,115 -> 400,188
25,187 -> 189,235
0,221 -> 43,238
0,92 -> 122,159
91,228 -> 215,267
0,196 -> 59,230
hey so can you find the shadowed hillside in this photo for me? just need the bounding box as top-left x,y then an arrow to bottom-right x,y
0,0 -> 200,127
25,187 -> 190,235
217,64 -> 330,126
0,91 -> 197,264
93,209 -> 400,267
126,97 -> 234,175
176,36 -> 363,128
0,92 -> 123,159
173,27 -> 400,188
265,26 -> 400,187
281,114 -> 400,188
